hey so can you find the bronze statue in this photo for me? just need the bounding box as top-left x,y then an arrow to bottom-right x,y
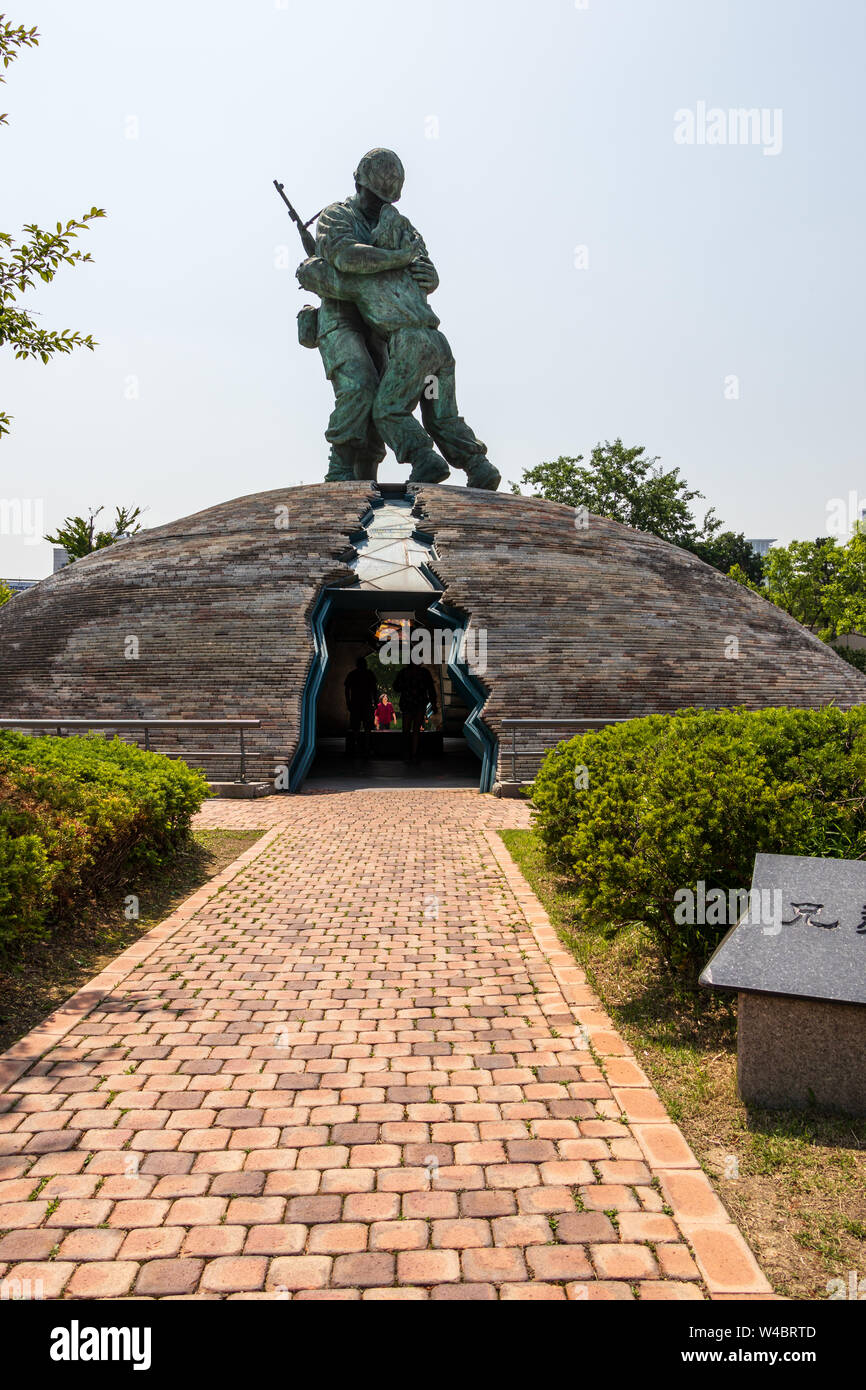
276,151 -> 500,490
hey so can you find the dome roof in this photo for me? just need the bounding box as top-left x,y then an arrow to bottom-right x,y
415,485 -> 866,723
1,482 -> 862,787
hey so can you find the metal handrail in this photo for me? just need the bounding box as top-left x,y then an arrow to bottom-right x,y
500,716 -> 631,784
0,718 -> 261,783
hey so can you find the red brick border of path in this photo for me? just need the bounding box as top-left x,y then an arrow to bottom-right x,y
0,828 -> 283,1095
485,832 -> 776,1301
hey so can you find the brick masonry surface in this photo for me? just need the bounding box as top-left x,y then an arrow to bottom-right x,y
1,483 -> 863,785
0,484 -> 371,782
414,487 -> 866,780
0,790 -> 775,1301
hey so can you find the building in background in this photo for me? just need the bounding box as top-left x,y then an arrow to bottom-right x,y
746,538 -> 777,558
2,548 -> 68,597
2,577 -> 38,595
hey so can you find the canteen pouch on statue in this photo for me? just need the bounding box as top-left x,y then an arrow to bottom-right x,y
297,305 -> 319,349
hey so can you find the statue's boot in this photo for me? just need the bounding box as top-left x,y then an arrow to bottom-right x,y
353,429 -> 386,482
407,449 -> 450,485
325,446 -> 358,482
464,458 -> 501,491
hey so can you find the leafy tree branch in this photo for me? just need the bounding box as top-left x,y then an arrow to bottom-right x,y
44,506 -> 145,560
0,14 -> 105,439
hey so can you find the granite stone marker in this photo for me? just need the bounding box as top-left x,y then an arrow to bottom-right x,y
700,853 -> 866,1115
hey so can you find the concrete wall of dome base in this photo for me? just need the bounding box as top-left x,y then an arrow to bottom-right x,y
207,781 -> 272,800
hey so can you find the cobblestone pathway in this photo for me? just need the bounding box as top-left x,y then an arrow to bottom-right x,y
0,791 -> 771,1301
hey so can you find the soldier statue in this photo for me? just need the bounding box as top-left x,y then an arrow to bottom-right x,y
277,150 -> 500,491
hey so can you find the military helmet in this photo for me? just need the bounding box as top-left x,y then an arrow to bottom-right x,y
354,148 -> 405,203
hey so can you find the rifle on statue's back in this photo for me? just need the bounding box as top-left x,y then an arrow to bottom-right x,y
273,180 -> 322,349
273,180 -> 320,258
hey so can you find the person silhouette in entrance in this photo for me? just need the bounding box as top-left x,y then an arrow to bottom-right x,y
394,662 -> 438,764
344,655 -> 378,760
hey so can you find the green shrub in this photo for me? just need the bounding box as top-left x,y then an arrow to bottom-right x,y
0,824 -> 54,942
530,706 -> 866,982
0,732 -> 210,948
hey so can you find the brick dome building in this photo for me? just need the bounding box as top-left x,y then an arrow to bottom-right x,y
1,483 -> 863,792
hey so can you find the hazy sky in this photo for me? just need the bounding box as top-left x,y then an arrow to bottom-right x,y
2,0 -> 865,577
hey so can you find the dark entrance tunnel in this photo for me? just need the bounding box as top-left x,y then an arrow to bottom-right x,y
306,601 -> 486,789
288,485 -> 497,792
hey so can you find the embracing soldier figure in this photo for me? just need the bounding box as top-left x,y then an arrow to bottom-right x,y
297,149 -> 500,491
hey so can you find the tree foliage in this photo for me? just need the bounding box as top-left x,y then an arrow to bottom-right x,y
687,529 -> 764,585
512,439 -> 763,581
0,12 -> 37,127
44,505 -> 144,560
835,644 -> 866,675
513,440 -> 713,543
754,533 -> 866,643
0,14 -> 105,439
0,580 -> 12,606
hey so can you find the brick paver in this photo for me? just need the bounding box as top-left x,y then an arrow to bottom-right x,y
0,790 -> 771,1300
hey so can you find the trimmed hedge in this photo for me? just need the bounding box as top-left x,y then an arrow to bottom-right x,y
0,731 -> 210,947
530,706 -> 866,981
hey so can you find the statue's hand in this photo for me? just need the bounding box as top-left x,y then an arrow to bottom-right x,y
296,258 -> 318,291
409,255 -> 438,291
